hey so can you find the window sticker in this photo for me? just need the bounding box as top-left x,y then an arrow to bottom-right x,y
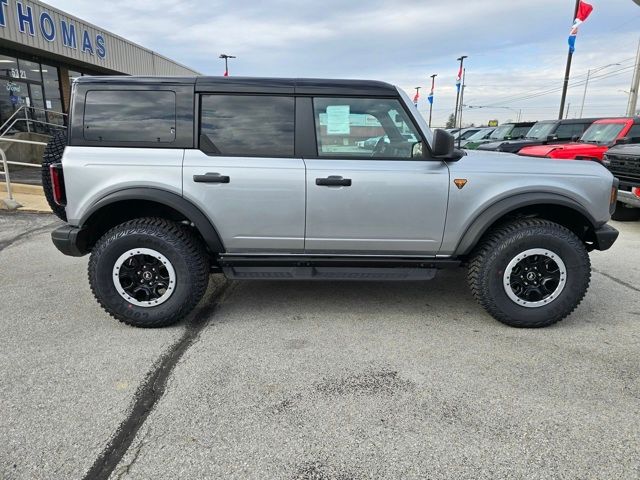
326,105 -> 350,135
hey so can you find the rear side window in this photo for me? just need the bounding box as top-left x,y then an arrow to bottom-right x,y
510,125 -> 531,139
83,90 -> 176,143
200,95 -> 294,157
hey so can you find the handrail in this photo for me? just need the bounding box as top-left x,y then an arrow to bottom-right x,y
0,118 -> 66,137
0,136 -> 49,206
0,106 -> 67,135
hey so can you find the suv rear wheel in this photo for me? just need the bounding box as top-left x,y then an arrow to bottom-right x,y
88,218 -> 210,327
468,219 -> 590,328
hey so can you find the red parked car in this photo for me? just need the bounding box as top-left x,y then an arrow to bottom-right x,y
518,118 -> 640,161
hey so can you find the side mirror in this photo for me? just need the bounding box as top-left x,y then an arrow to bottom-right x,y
546,135 -> 557,142
616,137 -> 631,145
571,135 -> 580,142
431,129 -> 455,157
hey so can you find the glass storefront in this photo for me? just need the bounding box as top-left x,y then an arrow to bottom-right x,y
0,50 -> 97,133
0,53 -> 59,132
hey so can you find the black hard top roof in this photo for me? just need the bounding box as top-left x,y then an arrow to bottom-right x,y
535,118 -> 601,125
74,76 -> 398,96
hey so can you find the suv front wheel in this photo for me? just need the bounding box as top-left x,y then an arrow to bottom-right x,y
468,219 -> 591,328
89,218 -> 210,327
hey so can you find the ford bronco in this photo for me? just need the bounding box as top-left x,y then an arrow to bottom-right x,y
44,76 -> 619,328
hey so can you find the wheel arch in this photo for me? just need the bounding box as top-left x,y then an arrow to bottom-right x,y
79,188 -> 225,253
454,193 -> 600,256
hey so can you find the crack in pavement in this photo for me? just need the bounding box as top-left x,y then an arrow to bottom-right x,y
593,268 -> 640,293
82,280 -> 230,480
0,221 -> 59,253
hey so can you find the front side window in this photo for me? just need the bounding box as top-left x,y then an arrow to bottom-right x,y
526,122 -> 555,139
489,124 -> 513,140
84,90 -> 176,143
626,125 -> 640,141
200,95 -> 294,157
580,123 -> 625,144
510,125 -> 531,139
313,97 -> 421,159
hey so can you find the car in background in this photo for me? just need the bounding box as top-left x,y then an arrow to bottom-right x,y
464,122 -> 535,150
519,118 -> 640,161
477,118 -> 598,154
603,143 -> 640,221
452,127 -> 481,142
459,127 -> 495,148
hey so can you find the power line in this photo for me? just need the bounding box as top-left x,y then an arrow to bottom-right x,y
476,64 -> 636,107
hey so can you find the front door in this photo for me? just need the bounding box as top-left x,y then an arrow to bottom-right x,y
304,97 -> 450,255
183,94 -> 306,253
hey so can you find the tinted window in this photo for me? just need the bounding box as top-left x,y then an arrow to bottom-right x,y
626,125 -> 640,141
200,95 -> 294,157
510,126 -> 531,139
313,97 -> 421,159
84,90 -> 176,143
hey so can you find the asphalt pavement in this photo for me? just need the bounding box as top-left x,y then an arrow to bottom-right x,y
0,212 -> 639,479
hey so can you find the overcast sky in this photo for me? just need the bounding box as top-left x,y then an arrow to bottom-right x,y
49,0 -> 640,127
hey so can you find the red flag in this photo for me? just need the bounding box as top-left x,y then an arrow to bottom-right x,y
223,70 -> 229,77
576,1 -> 593,23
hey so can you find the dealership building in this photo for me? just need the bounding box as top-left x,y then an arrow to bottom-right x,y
0,0 -> 199,128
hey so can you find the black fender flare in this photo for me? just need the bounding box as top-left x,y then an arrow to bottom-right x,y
80,188 -> 225,253
453,192 -> 599,256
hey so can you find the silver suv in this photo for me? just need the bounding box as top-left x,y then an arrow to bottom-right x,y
44,76 -> 619,328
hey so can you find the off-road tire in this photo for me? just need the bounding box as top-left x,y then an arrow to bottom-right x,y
41,130 -> 68,221
88,218 -> 210,328
467,218 -> 591,328
611,202 -> 640,222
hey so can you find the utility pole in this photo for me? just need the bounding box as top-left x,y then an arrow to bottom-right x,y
428,74 -> 437,127
626,38 -> 640,117
453,55 -> 467,128
559,0 -> 581,120
579,69 -> 591,118
219,54 -> 236,76
565,102 -> 571,119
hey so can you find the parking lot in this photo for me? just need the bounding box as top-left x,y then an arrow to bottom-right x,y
0,212 -> 639,479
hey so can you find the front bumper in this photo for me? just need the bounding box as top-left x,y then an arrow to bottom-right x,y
617,189 -> 640,209
51,225 -> 90,257
591,224 -> 619,251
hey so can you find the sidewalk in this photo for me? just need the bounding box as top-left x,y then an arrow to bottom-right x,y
0,183 -> 52,213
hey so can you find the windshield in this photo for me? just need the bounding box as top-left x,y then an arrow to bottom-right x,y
580,123 -> 625,144
466,128 -> 493,141
525,122 -> 555,140
489,125 -> 513,140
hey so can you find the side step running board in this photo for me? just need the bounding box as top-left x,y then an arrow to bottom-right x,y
222,266 -> 437,281
217,255 -> 461,281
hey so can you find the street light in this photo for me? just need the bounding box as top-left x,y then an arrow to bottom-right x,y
219,54 -> 236,77
579,63 -> 621,118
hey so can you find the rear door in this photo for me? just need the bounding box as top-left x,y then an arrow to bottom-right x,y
303,96 -> 449,254
183,94 -> 306,253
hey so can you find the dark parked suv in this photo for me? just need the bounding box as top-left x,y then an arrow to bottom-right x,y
477,118 -> 598,154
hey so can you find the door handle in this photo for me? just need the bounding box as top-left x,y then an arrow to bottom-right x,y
316,176 -> 352,187
193,172 -> 230,184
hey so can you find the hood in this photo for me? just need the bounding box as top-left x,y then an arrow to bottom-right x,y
478,139 -> 542,153
519,142 -> 602,158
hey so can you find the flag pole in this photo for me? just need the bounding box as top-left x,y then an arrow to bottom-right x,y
558,0 -> 581,120
428,74 -> 437,128
453,56 -> 467,128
